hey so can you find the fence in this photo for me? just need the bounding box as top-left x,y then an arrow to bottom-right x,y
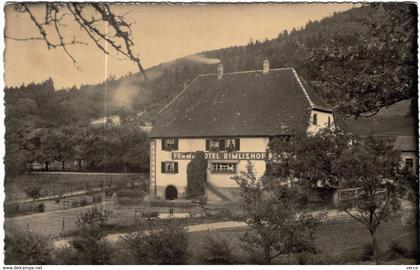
5,172 -> 149,202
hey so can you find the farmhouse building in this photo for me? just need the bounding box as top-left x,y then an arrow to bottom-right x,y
149,60 -> 334,200
393,135 -> 417,174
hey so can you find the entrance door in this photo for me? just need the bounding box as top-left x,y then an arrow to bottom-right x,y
165,185 -> 178,200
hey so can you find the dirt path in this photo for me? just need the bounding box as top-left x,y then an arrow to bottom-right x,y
53,220 -> 247,248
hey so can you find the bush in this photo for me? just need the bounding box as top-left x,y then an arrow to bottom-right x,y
389,241 -> 413,258
4,203 -> 20,217
4,202 -> 45,216
120,220 -> 188,264
5,231 -> 53,264
80,198 -> 88,207
65,207 -> 114,264
37,203 -> 45,213
141,211 -> 159,219
93,194 -> 103,204
149,200 -> 192,209
117,189 -> 144,198
118,197 -> 143,206
198,235 -> 237,264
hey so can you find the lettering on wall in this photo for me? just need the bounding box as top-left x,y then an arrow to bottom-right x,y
171,152 -> 268,160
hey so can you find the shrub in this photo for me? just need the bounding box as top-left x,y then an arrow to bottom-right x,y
186,151 -> 207,198
118,197 -> 143,206
141,211 -> 159,219
5,231 -> 53,264
25,186 -> 42,201
37,203 -> 45,213
4,203 -> 20,217
149,200 -> 192,209
120,220 -> 188,264
117,189 -> 144,198
66,207 -> 114,264
198,235 -> 237,264
93,194 -> 103,204
80,198 -> 88,207
389,241 -> 413,258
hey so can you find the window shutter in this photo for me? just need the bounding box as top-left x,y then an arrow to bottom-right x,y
161,162 -> 165,173
205,139 -> 209,151
235,139 -> 240,151
313,114 -> 318,125
174,139 -> 179,150
162,139 -> 167,151
219,139 -> 225,151
174,162 -> 178,173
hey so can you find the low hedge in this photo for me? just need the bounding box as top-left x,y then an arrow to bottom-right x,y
116,189 -> 144,199
5,202 -> 45,217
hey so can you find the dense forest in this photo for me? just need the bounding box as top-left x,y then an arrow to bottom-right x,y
4,5 -> 416,176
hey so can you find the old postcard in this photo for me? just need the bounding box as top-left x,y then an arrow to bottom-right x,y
2,2 -> 418,266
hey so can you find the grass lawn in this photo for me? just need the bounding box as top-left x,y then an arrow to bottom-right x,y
187,215 -> 417,264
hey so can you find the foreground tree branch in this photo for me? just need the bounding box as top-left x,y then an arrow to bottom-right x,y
6,3 -> 147,80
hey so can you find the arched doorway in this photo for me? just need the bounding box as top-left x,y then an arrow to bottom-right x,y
165,185 -> 178,200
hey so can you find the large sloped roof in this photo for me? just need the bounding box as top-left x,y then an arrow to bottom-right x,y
150,67 -> 332,138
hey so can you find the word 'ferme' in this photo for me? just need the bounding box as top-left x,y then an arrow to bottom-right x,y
171,152 -> 268,160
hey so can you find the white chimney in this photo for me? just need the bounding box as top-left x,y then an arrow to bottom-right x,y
263,59 -> 269,74
217,63 -> 223,79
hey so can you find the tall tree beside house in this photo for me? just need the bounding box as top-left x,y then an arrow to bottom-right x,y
186,151 -> 207,198
233,162 -> 322,264
268,129 -> 354,198
335,135 -> 406,264
269,130 -> 408,264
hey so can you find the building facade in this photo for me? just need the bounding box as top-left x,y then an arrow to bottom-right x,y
149,60 -> 334,200
393,135 -> 418,175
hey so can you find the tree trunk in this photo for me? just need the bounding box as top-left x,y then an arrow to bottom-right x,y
62,161 -> 65,171
264,246 -> 272,265
45,161 -> 49,171
370,230 -> 380,264
78,160 -> 82,171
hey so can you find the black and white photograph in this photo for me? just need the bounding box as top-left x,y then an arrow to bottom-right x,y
2,2 -> 418,266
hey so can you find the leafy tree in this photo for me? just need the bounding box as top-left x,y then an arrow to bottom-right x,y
268,129 -> 354,201
67,206 -> 114,264
233,162 -> 322,264
308,3 -> 417,117
270,130 -> 408,264
336,135 -> 406,264
186,151 -> 207,198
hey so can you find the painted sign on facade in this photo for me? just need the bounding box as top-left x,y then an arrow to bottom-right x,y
171,152 -> 268,160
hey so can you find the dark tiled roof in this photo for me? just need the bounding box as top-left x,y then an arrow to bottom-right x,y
150,68 -> 332,138
393,136 -> 417,152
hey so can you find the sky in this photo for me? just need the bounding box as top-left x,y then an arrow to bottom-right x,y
4,3 -> 357,89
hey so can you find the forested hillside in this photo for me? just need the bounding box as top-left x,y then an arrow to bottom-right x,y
4,5 -> 415,176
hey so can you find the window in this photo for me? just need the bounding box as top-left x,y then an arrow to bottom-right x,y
405,158 -> 414,169
313,113 -> 318,125
206,138 -> 240,152
161,162 -> 178,173
211,162 -> 237,173
162,138 -> 178,151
